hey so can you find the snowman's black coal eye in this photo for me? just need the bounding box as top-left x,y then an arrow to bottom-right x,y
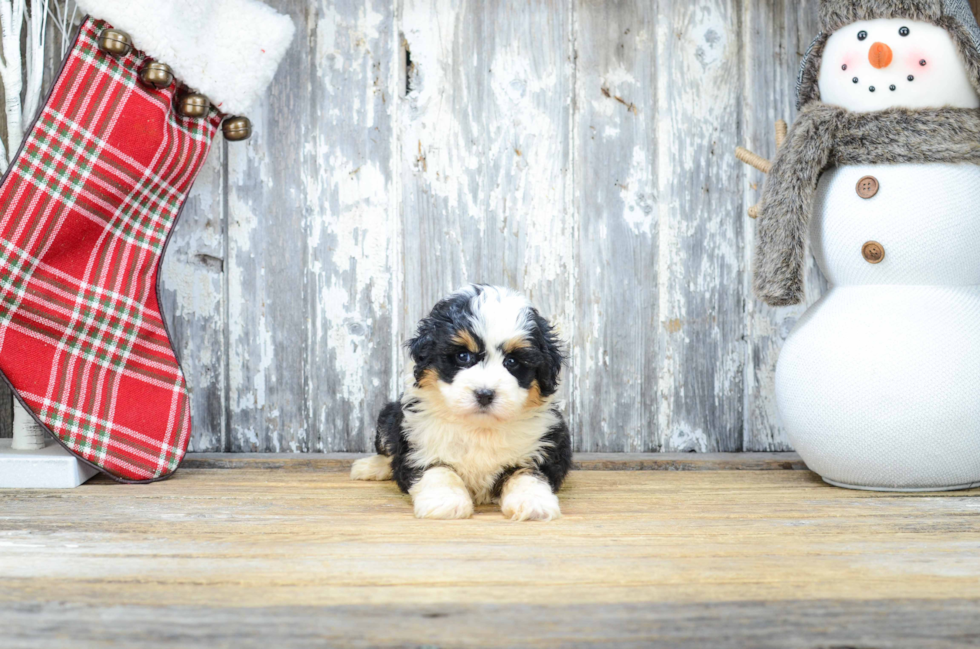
858,30 -> 868,41
899,26 -> 910,36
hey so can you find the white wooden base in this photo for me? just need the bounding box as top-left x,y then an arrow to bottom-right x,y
823,477 -> 980,493
0,439 -> 98,488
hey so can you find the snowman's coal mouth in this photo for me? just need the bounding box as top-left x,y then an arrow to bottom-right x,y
867,85 -> 904,93
851,78 -> 903,93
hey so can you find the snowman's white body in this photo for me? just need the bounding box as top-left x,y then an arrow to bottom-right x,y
774,17 -> 980,490
776,163 -> 980,490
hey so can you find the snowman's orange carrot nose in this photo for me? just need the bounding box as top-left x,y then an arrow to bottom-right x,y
868,42 -> 893,69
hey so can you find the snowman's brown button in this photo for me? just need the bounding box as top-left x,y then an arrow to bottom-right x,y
856,176 -> 879,199
862,241 -> 885,264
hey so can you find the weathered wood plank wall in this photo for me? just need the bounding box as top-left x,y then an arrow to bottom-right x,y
6,1 -> 979,450
167,0 -> 824,454
572,0 -> 655,452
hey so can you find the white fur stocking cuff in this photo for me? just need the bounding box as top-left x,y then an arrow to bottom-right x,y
75,0 -> 295,115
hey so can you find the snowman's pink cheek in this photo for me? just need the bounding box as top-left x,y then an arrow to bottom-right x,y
839,53 -> 859,72
906,51 -> 931,75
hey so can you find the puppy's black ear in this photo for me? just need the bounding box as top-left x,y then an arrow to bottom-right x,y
530,310 -> 564,397
407,317 -> 437,383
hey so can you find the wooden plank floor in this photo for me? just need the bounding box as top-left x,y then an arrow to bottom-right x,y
2,462 -> 980,648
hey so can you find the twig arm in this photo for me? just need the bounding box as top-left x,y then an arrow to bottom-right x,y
736,119 -> 789,219
775,120 -> 788,148
735,147 -> 772,174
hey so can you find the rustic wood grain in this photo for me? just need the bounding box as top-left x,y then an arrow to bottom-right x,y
220,0 -> 398,452
2,599 -> 979,648
179,451 -> 809,471
0,384 -> 11,439
572,451 -> 807,471
2,469 -> 979,646
303,0 -> 398,453
572,0 -> 658,452
223,1 -> 311,452
398,0 -> 575,314
655,1 -> 745,452
3,599 -> 980,649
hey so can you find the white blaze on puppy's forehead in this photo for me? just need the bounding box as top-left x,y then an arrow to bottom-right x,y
818,18 -> 980,112
407,286 -> 548,426
466,286 -> 533,354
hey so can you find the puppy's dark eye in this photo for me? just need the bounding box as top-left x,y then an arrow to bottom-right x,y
899,26 -> 909,37
857,30 -> 868,41
503,357 -> 519,370
455,351 -> 475,366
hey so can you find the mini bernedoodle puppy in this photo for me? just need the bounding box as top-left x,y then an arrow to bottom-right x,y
351,284 -> 571,521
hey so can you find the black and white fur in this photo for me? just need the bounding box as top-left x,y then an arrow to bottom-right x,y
351,285 -> 572,521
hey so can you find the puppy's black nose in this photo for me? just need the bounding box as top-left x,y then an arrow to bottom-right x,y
475,389 -> 495,407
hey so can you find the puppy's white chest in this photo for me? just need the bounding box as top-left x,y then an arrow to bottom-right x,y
404,412 -> 556,503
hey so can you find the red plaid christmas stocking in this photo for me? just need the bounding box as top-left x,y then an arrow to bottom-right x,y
0,3 -> 293,481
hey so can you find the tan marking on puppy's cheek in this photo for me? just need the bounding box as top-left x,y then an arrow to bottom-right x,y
412,369 -> 456,420
524,380 -> 546,409
502,337 -> 532,354
452,330 -> 479,353
417,367 -> 440,389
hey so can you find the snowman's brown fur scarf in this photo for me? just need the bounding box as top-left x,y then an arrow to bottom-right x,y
755,103 -> 980,306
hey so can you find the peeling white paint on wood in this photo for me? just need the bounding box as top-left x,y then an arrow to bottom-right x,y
305,0 -> 397,454
572,0 -> 657,452
656,0 -> 744,453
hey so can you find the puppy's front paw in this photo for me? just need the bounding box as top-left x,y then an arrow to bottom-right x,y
351,455 -> 393,481
413,489 -> 474,520
500,473 -> 561,522
410,467 -> 474,520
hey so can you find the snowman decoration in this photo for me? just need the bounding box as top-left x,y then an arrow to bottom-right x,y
745,0 -> 980,491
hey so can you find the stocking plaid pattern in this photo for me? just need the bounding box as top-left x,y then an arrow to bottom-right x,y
0,18 -> 221,481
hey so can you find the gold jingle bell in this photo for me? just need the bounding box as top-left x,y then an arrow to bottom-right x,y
222,116 -> 252,142
177,93 -> 211,118
139,61 -> 174,89
98,28 -> 133,57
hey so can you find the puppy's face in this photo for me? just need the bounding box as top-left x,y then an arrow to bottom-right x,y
408,286 -> 563,423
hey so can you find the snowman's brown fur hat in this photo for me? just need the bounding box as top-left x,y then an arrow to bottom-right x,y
797,0 -> 980,107
820,0 -> 944,30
